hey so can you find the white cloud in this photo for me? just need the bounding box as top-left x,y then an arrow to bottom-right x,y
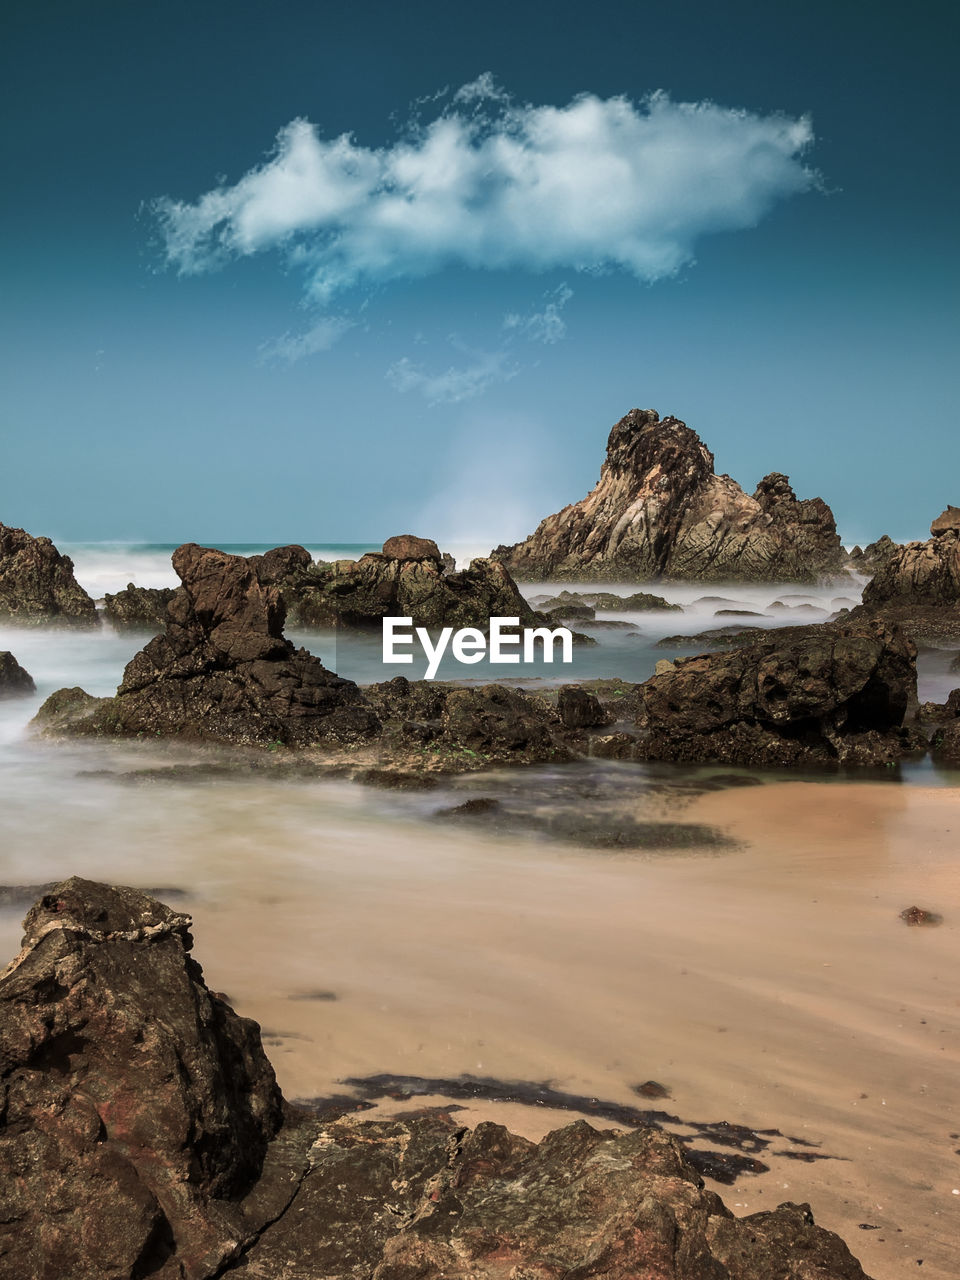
504,283 -> 573,344
258,315 -> 355,364
387,344 -> 516,405
154,81 -> 816,303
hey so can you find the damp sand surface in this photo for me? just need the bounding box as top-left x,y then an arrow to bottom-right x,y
3,775 -> 954,1278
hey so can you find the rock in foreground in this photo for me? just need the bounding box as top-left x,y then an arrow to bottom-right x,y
635,620 -> 920,767
0,651 -> 34,697
493,409 -> 845,583
0,523 -> 98,626
0,879 -> 873,1279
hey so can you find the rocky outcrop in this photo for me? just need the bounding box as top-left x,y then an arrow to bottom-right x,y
280,536 -> 547,631
635,620 -> 920,767
103,583 -> 177,630
0,651 -> 34,697
493,410 -> 845,583
366,676 -> 569,767
847,533 -> 899,575
929,686 -> 960,767
0,879 -> 874,1280
0,523 -> 98,626
861,507 -> 960,608
35,543 -> 380,747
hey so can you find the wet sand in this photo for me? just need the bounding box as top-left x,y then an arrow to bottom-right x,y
2,776 -> 957,1277
182,781 -> 959,1280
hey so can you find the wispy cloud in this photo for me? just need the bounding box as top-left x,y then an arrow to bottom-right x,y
153,78 -> 816,304
387,343 -> 516,405
258,315 -> 355,364
503,283 -> 573,345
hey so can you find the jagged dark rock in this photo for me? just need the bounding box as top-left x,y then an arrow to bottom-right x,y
280,536 -> 548,631
0,651 -> 35,697
635,620 -> 921,767
493,409 -> 845,583
102,583 -> 177,630
0,523 -> 98,626
34,544 -> 380,747
0,880 -> 875,1280
558,684 -> 611,729
366,676 -> 570,766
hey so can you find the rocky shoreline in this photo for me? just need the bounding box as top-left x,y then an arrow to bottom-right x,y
0,878 -> 875,1279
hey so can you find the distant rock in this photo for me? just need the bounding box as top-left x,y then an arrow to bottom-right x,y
0,650 -> 35,697
381,533 -> 442,561
636,620 -> 920,767
493,409 -> 845,583
35,543 -> 380,747
0,523 -> 98,626
861,507 -> 960,609
847,534 -> 899,575
102,583 -> 177,630
0,878 -> 875,1279
280,536 -> 548,631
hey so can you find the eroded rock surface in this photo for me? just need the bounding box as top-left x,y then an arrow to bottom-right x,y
635,620 -> 920,767
861,507 -> 960,610
103,583 -> 177,630
281,536 -> 546,631
493,410 -> 845,583
35,543 -> 379,746
0,651 -> 34,697
0,880 -> 874,1280
0,523 -> 98,626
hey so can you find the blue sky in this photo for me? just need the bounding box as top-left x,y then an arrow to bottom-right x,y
1,0 -> 957,547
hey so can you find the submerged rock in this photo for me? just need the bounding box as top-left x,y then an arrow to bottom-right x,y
102,582 -> 177,630
635,620 -> 920,767
0,880 -> 875,1279
35,543 -> 380,747
0,651 -> 34,697
0,523 -> 98,626
493,409 -> 845,583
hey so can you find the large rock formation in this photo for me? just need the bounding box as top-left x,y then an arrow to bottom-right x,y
0,651 -> 35,698
0,523 -> 98,626
35,543 -> 380,746
634,619 -> 920,767
0,879 -> 874,1279
103,583 -> 178,630
280,536 -> 547,631
493,409 -> 845,583
861,507 -> 960,608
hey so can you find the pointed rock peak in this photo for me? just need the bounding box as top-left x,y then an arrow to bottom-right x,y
603,409 -> 714,482
930,505 -> 960,537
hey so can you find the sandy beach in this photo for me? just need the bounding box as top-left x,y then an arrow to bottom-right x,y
4,772 -> 951,1277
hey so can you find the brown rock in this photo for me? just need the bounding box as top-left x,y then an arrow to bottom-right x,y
0,880 -> 875,1280
930,505 -> 960,537
0,651 -> 35,697
558,684 -> 610,728
0,523 -> 98,626
636,619 -> 919,767
382,533 -> 442,561
493,409 -> 845,583
34,544 -> 380,747
103,583 -> 177,630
